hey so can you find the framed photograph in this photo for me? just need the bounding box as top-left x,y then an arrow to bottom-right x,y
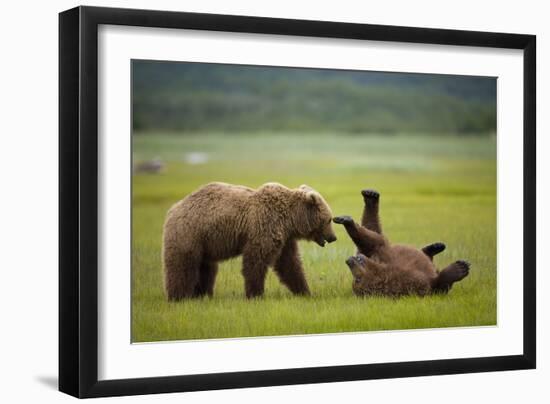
59,6 -> 536,398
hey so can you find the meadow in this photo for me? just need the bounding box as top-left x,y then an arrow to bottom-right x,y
132,132 -> 496,342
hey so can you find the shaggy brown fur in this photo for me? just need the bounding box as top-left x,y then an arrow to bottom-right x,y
162,182 -> 337,300
334,189 -> 470,297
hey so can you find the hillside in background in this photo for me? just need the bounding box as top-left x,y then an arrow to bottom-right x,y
132,60 -> 496,135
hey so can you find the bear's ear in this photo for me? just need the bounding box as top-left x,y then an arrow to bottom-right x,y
299,184 -> 314,191
305,190 -> 321,206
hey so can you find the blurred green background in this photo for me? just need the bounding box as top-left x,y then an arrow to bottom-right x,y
131,61 -> 497,342
132,61 -> 496,134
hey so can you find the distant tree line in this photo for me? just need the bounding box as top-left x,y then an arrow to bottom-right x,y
132,60 -> 496,135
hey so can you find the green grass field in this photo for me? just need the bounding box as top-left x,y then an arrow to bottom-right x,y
132,132 -> 496,342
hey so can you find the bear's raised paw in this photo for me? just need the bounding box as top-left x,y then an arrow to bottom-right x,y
361,189 -> 380,201
333,215 -> 354,225
454,260 -> 470,274
441,260 -> 470,283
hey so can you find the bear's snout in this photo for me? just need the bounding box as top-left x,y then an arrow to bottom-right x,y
346,254 -> 365,268
325,234 -> 337,243
345,256 -> 357,267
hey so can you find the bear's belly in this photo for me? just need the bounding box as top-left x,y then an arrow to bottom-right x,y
202,231 -> 246,261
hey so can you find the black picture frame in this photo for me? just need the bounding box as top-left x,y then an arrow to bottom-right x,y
59,5 -> 536,398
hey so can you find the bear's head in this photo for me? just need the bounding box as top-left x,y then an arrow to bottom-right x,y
297,185 -> 337,247
345,254 -> 389,296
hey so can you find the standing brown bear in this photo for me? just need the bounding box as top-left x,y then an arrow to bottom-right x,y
162,182 -> 337,300
334,189 -> 470,297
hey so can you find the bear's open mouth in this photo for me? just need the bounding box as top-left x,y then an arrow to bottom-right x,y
313,234 -> 326,247
313,233 -> 336,247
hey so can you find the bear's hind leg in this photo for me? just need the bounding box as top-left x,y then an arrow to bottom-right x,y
273,239 -> 311,296
422,242 -> 446,261
432,260 -> 470,294
164,249 -> 201,301
194,260 -> 218,298
361,189 -> 383,234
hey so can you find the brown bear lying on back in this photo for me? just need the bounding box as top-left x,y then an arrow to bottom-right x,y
333,189 -> 470,297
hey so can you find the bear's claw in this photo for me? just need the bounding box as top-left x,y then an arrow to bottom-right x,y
361,189 -> 380,200
333,215 -> 354,225
455,260 -> 471,272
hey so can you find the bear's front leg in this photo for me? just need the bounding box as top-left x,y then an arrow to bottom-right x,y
333,215 -> 386,257
273,239 -> 311,296
242,246 -> 273,299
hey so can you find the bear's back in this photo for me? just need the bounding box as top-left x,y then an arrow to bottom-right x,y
176,181 -> 252,208
164,182 -> 257,260
172,182 -> 254,224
